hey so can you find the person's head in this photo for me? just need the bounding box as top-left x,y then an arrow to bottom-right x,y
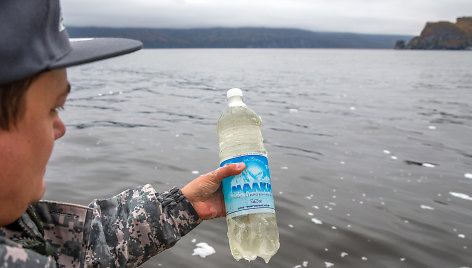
0,0 -> 142,225
0,69 -> 69,225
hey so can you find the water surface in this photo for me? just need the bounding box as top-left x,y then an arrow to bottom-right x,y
45,49 -> 472,267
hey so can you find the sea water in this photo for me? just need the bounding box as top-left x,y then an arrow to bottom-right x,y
50,49 -> 472,267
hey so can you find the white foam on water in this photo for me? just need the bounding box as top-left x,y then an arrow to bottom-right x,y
449,192 -> 472,201
361,256 -> 368,261
420,205 -> 435,210
308,212 -> 314,216
391,156 -> 398,160
428,125 -> 437,130
191,238 -> 197,243
192,242 -> 216,258
289,108 -> 299,113
383,150 -> 391,155
191,170 -> 199,174
400,258 -> 406,262
281,166 -> 289,170
350,106 -> 356,110
294,261 -> 309,268
311,218 -> 322,224
458,234 -> 466,238
288,224 -> 294,228
325,261 -> 334,267
465,173 -> 472,179
340,252 -> 349,258
422,163 -> 436,168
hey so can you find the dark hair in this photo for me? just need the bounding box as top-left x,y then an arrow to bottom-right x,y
0,76 -> 37,130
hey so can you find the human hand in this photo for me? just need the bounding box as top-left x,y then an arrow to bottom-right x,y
181,163 -> 245,220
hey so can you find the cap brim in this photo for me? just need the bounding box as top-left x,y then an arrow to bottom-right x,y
49,38 -> 142,70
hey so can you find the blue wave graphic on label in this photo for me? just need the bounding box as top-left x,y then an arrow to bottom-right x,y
221,153 -> 275,218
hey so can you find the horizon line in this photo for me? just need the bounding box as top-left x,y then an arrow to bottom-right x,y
66,25 -> 415,37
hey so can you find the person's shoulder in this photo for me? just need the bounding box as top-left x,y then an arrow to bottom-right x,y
0,237 -> 57,267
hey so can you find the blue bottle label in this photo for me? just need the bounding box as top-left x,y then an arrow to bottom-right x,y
220,153 -> 275,218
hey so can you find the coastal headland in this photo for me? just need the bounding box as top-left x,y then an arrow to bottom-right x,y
395,17 -> 472,50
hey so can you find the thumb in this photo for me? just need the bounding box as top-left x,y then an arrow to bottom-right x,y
210,163 -> 246,184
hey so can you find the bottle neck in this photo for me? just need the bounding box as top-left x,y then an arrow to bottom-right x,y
227,96 -> 246,107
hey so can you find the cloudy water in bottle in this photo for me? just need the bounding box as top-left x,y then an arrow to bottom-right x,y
217,88 -> 280,263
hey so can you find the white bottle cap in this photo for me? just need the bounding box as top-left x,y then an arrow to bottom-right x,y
227,88 -> 243,99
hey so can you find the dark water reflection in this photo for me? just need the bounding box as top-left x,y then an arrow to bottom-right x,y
45,49 -> 472,267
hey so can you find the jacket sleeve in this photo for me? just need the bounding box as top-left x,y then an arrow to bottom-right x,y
0,238 -> 56,268
85,184 -> 201,268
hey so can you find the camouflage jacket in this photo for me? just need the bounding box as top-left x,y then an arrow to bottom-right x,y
0,184 -> 202,267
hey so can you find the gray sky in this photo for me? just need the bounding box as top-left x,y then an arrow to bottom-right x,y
62,0 -> 472,35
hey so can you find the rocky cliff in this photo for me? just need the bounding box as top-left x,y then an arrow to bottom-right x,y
456,17 -> 472,45
400,17 -> 472,50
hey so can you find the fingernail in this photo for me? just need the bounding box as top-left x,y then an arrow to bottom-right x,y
236,163 -> 245,169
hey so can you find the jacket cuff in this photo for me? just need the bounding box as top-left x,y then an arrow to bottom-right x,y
156,187 -> 202,237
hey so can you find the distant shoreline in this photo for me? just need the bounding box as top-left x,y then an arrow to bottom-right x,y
68,26 -> 412,49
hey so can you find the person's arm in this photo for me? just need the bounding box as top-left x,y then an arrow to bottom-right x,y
85,163 -> 244,268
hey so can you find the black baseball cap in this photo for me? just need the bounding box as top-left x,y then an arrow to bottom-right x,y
0,0 -> 143,85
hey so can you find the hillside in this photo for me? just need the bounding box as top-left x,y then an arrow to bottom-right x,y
398,17 -> 472,50
67,27 -> 412,49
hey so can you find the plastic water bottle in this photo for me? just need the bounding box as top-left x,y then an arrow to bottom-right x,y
217,88 -> 280,263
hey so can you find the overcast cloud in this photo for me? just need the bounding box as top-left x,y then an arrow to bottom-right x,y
62,0 -> 472,35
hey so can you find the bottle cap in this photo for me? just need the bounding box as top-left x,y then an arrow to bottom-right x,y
227,88 -> 243,99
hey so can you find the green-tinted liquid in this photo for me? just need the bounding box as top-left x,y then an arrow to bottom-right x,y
217,99 -> 280,263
